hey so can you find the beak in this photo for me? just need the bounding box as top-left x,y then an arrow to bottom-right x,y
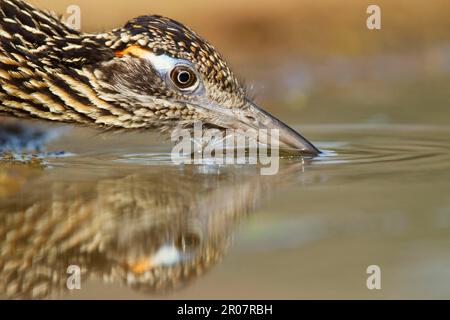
242,100 -> 321,156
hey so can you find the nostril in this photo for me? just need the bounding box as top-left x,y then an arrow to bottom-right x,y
245,115 -> 257,123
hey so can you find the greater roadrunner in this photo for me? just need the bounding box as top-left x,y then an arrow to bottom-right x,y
0,0 -> 320,155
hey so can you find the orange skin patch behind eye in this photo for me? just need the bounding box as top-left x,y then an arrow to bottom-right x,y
124,258 -> 153,275
115,45 -> 151,58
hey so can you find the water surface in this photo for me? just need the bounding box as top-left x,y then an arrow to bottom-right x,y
1,123 -> 449,299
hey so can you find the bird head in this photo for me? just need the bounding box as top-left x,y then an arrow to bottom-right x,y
89,15 -> 320,155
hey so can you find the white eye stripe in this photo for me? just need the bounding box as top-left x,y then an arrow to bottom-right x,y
150,245 -> 182,267
139,51 -> 202,93
141,51 -> 183,74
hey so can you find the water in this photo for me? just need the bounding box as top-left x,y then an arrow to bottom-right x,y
1,123 -> 449,299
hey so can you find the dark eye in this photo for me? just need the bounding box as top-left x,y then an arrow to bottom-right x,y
170,66 -> 198,90
175,232 -> 201,252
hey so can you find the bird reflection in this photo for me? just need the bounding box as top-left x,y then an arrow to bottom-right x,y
0,162 -> 304,299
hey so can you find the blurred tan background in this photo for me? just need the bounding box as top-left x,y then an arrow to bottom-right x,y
26,1 -> 450,125
26,1 -> 450,123
29,0 -> 450,60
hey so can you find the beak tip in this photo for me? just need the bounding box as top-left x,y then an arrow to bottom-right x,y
286,142 -> 321,157
244,100 -> 321,157
279,129 -> 321,157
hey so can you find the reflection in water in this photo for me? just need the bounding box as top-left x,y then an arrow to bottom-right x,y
1,124 -> 449,299
0,162 -> 303,299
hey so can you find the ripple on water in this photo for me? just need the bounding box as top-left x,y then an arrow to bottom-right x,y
309,125 -> 450,178
43,125 -> 450,179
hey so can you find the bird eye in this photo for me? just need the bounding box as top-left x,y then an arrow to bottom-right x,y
175,232 -> 201,252
170,66 -> 198,90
